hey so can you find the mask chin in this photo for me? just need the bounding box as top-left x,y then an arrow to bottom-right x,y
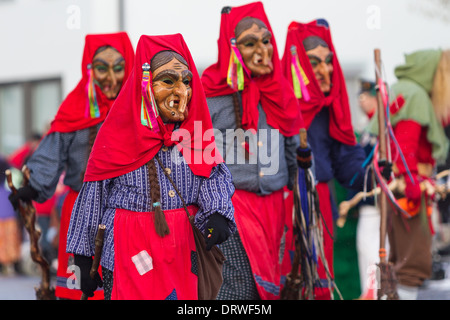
158,106 -> 186,123
322,83 -> 332,96
106,93 -> 118,100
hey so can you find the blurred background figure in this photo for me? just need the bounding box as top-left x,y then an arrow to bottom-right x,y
367,49 -> 450,300
5,124 -> 65,278
0,156 -> 22,276
332,80 -> 380,300
7,132 -> 42,171
355,79 -> 383,300
430,50 -> 450,280
33,174 -> 68,277
358,80 -> 377,121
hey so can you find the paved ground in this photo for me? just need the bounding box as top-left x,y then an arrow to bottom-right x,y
417,254 -> 450,300
0,274 -> 40,300
1,256 -> 449,300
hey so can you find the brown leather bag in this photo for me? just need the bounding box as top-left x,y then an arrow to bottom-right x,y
189,216 -> 225,300
155,155 -> 226,300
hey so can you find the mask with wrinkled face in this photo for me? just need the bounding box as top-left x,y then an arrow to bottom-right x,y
235,17 -> 274,77
92,46 -> 125,99
303,36 -> 334,94
151,52 -> 193,123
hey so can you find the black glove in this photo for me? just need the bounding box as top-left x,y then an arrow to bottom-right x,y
204,213 -> 231,251
74,254 -> 103,298
378,160 -> 392,181
296,147 -> 312,169
8,184 -> 38,210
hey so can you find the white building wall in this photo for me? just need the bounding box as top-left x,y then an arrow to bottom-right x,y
0,0 -> 121,95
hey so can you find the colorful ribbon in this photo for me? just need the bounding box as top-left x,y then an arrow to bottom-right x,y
227,38 -> 246,91
377,78 -> 389,109
141,62 -> 159,132
85,64 -> 100,119
290,45 -> 310,101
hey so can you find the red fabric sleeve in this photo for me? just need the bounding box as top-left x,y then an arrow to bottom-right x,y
394,120 -> 421,176
394,120 -> 422,204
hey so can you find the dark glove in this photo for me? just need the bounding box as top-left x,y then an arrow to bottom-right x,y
8,184 -> 38,210
74,254 -> 103,298
378,160 -> 392,181
405,175 -> 422,205
204,213 -> 231,251
296,147 -> 312,169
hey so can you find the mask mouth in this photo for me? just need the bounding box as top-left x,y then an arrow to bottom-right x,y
253,54 -> 267,65
252,62 -> 273,76
98,81 -> 121,98
320,80 -> 330,88
252,55 -> 272,68
166,98 -> 188,121
169,99 -> 180,108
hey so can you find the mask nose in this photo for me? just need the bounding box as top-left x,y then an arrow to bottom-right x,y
173,83 -> 189,116
318,62 -> 331,83
260,46 -> 270,66
107,68 -> 117,87
254,42 -> 270,66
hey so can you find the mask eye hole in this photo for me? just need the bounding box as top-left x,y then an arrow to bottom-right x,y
94,65 -> 107,73
309,59 -> 319,67
113,65 -> 124,73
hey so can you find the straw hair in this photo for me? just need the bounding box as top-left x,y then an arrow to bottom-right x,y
431,50 -> 450,126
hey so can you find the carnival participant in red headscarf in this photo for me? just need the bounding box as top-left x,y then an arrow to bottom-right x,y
201,2 -> 305,300
66,33 -> 236,300
281,19 -> 369,300
8,32 -> 134,300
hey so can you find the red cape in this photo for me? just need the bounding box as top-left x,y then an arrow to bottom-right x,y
201,1 -> 304,137
281,20 -> 356,145
47,32 -> 134,134
84,34 -> 223,181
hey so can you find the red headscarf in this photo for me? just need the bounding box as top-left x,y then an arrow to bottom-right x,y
281,20 -> 357,146
83,34 -> 223,182
47,32 -> 134,134
201,1 -> 304,137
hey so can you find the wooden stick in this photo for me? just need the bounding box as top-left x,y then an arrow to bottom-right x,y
299,128 -> 308,149
6,167 -> 55,300
374,49 -> 400,300
374,49 -> 389,265
337,169 -> 450,228
80,224 -> 106,300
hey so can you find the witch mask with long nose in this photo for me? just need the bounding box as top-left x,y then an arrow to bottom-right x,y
150,50 -> 193,123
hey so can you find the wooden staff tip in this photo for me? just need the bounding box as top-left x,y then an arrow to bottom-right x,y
299,128 -> 308,149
